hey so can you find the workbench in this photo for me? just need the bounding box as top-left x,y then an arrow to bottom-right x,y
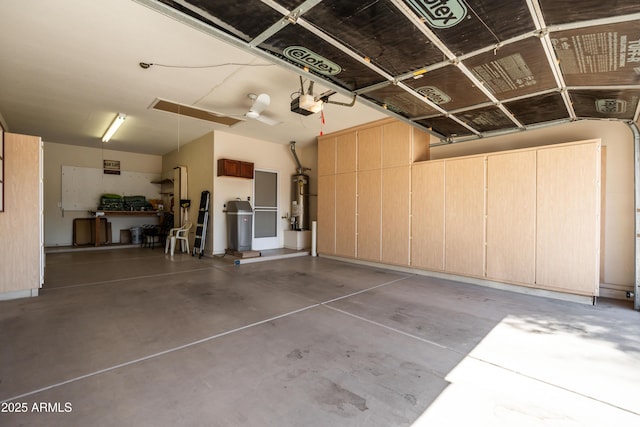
90,211 -> 161,246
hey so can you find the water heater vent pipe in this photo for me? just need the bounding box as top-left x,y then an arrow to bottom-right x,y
290,141 -> 308,174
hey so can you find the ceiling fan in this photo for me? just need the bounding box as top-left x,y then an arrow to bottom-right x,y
150,92 -> 280,127
239,93 -> 280,126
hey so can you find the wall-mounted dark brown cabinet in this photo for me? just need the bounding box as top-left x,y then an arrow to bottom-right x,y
217,158 -> 254,179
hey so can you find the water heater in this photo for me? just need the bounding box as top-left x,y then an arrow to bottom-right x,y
290,142 -> 310,230
291,173 -> 309,230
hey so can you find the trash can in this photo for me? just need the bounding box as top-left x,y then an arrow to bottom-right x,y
130,227 -> 143,245
226,200 -> 253,251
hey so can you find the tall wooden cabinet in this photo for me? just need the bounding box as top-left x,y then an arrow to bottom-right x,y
486,150 -> 537,285
411,161 -> 445,271
317,174 -> 335,254
444,156 -> 486,277
318,120 -> 601,297
335,132 -> 357,258
317,135 -> 336,254
379,121 -> 413,266
335,172 -> 357,257
357,169 -> 381,261
356,126 -> 382,261
0,133 -> 43,299
536,143 -> 600,295
317,118 -> 430,265
381,166 -> 411,265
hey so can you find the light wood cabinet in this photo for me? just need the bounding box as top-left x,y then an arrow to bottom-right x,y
0,133 -> 42,296
317,118 -> 424,260
335,172 -> 357,258
318,120 -> 601,297
356,125 -> 383,261
317,175 -> 335,254
536,143 -> 600,295
358,126 -> 382,171
357,169 -> 381,261
444,156 -> 486,277
382,166 -> 411,266
486,151 -> 536,285
382,121 -> 411,168
412,128 -> 431,163
318,136 -> 336,176
336,132 -> 357,174
411,161 -> 445,271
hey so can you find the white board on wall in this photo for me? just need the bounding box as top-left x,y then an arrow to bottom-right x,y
61,166 -> 161,211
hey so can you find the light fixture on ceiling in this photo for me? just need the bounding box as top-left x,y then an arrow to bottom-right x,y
101,113 -> 127,142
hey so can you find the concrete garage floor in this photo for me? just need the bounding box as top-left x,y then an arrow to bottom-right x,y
1,248 -> 639,426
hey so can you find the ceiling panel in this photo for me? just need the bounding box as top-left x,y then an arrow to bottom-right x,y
571,89 -> 640,120
260,24 -> 387,91
403,65 -> 491,110
304,0 -> 446,76
539,0 -> 640,26
145,0 -> 640,144
457,106 -> 518,133
462,37 -> 558,100
361,84 -> 437,118
415,116 -> 475,139
404,0 -> 536,55
157,0 -> 282,41
505,92 -> 570,125
551,21 -> 640,86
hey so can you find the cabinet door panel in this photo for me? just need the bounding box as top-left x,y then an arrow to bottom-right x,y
335,173 -> 357,257
240,162 -> 254,179
317,175 -> 335,254
217,159 -> 239,176
318,137 -> 336,176
357,169 -> 381,261
536,143 -> 600,295
336,132 -> 357,174
358,126 -> 382,171
411,161 -> 445,270
382,121 -> 411,168
486,151 -> 536,285
382,166 -> 410,265
445,157 -> 485,277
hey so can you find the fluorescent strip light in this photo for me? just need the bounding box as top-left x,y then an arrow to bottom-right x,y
101,113 -> 127,142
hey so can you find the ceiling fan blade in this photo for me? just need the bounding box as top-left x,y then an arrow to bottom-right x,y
255,114 -> 280,126
250,93 -> 270,114
150,98 -> 243,126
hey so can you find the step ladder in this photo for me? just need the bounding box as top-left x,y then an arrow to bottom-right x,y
192,190 -> 210,258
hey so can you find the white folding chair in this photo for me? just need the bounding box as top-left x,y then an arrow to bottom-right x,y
164,222 -> 192,256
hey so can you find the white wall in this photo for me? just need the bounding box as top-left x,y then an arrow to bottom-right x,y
431,120 -> 634,289
162,132 -> 214,254
44,142 -> 162,246
213,131 -> 301,254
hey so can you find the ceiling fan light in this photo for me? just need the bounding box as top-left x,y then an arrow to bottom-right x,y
101,113 -> 126,142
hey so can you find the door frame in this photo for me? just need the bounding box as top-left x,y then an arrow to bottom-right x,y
252,168 -> 279,250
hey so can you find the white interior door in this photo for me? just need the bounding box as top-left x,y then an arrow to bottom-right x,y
253,170 -> 279,250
